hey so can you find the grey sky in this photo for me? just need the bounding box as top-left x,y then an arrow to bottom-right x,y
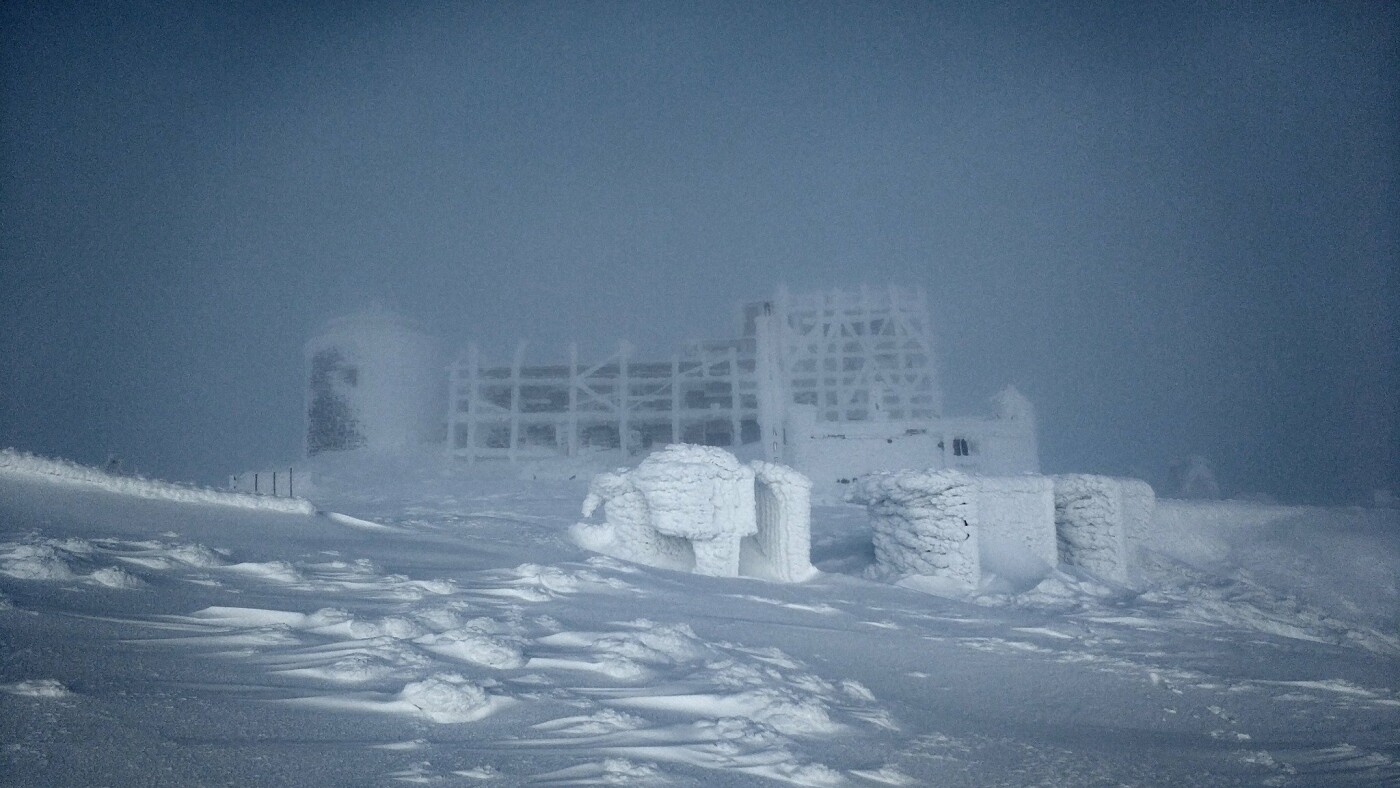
2,1 -> 1395,502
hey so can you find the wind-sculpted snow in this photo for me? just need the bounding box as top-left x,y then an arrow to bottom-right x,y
0,448 -> 316,514
1,679 -> 74,698
3,452 -> 1399,785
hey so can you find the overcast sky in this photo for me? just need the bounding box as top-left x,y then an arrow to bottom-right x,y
2,1 -> 1396,503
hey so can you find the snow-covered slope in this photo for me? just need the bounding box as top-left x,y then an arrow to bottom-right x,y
2,451 -> 1397,785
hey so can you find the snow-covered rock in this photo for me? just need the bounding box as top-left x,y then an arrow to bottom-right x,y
1052,474 -> 1155,585
846,469 -> 980,591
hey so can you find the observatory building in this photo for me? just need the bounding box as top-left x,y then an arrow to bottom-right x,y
304,287 -> 1037,490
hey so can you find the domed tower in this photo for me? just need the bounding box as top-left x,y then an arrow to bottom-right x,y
304,307 -> 444,456
986,385 -> 1039,473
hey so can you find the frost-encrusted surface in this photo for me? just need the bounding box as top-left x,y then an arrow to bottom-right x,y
975,475 -> 1056,569
576,445 -> 815,580
847,469 -> 980,590
628,446 -> 756,577
750,460 -> 816,582
579,471 -> 694,570
1053,474 -> 1155,584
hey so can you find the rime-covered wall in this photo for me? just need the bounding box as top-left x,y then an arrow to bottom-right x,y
1052,474 -> 1156,585
975,474 -> 1057,568
629,445 -> 757,577
750,460 -> 815,582
846,469 -> 980,590
844,470 -> 1155,590
573,446 -> 816,582
304,310 -> 444,456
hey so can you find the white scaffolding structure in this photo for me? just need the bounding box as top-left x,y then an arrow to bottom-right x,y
765,285 -> 941,422
447,341 -> 758,462
445,286 -> 945,463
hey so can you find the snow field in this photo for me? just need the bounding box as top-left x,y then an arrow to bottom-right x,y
3,451 -> 1398,785
0,511 -> 882,782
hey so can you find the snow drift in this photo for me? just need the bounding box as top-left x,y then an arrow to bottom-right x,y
0,448 -> 315,514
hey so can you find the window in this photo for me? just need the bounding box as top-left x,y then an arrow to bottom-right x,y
953,437 -> 971,457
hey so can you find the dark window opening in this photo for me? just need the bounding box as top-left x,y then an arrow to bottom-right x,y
953,438 -> 970,457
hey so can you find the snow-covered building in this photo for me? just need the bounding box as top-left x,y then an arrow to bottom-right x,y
306,287 -> 1038,484
304,307 -> 445,456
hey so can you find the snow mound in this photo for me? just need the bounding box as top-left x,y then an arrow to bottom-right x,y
397,673 -> 494,723
1,537 -> 149,588
88,565 -> 145,589
0,542 -> 79,581
2,679 -> 74,698
415,629 -> 526,669
347,615 -> 427,640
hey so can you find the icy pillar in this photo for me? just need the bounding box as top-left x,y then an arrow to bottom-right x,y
750,460 -> 815,582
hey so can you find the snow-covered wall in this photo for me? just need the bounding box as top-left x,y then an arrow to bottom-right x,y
573,446 -> 815,581
975,474 -> 1056,569
751,460 -> 816,582
846,469 -> 980,591
628,445 -> 757,577
1052,474 -> 1156,585
786,393 -> 1039,499
305,308 -> 444,456
580,470 -> 695,570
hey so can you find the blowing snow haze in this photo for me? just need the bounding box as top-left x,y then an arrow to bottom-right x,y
1,2 -> 1396,503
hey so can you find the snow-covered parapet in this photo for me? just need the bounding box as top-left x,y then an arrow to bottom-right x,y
1052,474 -> 1156,585
751,460 -> 816,582
975,474 -> 1056,569
846,469 -> 980,591
574,445 -> 815,581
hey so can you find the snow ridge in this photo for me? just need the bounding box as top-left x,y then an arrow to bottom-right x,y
0,448 -> 316,514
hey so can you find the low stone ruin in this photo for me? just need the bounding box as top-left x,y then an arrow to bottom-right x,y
845,470 -> 980,589
1052,474 -> 1155,585
846,469 -> 1155,591
574,444 -> 816,582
